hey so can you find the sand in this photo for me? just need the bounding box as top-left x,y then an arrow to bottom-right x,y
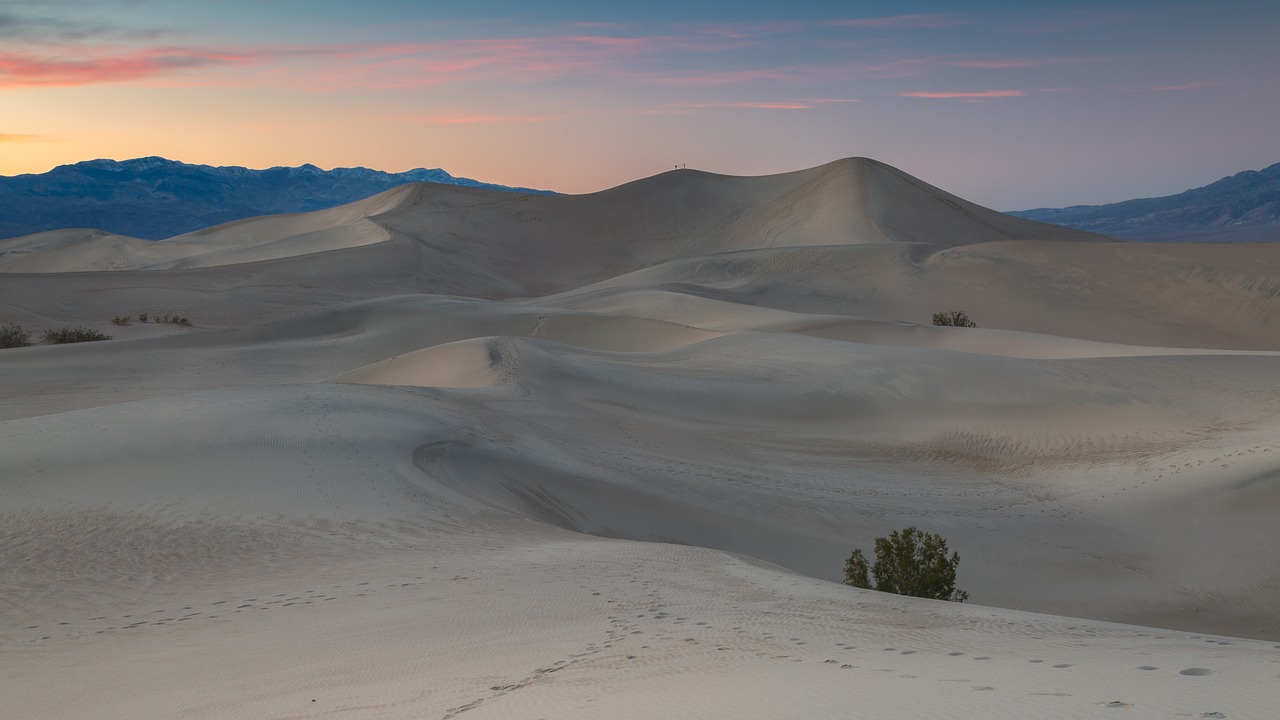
2,157 -> 1279,718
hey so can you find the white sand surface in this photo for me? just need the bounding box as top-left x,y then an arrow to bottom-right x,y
3,158 -> 1279,718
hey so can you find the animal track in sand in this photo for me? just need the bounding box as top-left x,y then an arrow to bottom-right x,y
1179,667 -> 1214,676
13,582 -> 406,643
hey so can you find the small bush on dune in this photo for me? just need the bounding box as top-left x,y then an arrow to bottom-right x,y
932,310 -> 976,328
111,315 -> 131,326
844,526 -> 968,602
42,326 -> 112,344
137,311 -> 192,327
1,323 -> 32,349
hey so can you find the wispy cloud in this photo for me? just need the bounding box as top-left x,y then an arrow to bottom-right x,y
639,67 -> 808,87
1004,8 -> 1170,35
689,14 -> 964,38
672,101 -> 813,110
415,97 -> 862,125
832,14 -> 966,29
0,47 -> 264,88
0,132 -> 45,141
1150,81 -> 1218,92
898,90 -> 1026,99
0,14 -> 990,93
1114,81 -> 1221,93
0,6 -> 166,44
416,113 -> 581,125
946,56 -> 1102,69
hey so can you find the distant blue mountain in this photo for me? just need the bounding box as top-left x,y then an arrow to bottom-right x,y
1010,161 -> 1280,241
0,157 -> 556,240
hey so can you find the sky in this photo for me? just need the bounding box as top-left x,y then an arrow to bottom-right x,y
2,0 -> 1278,210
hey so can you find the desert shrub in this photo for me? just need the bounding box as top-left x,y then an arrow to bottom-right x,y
931,310 -> 976,328
844,526 -> 968,602
42,326 -> 113,344
111,315 -> 131,326
0,323 -> 32,349
137,311 -> 192,326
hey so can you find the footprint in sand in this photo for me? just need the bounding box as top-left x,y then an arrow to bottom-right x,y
1179,668 -> 1214,676
1053,663 -> 1072,668
1138,666 -> 1158,671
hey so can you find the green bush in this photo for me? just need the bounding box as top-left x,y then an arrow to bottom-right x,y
932,311 -> 976,328
137,312 -> 192,326
42,326 -> 113,344
0,323 -> 32,349
111,315 -> 131,326
844,526 -> 968,602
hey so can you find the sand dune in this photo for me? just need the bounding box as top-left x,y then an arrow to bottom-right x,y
2,158 -> 1279,718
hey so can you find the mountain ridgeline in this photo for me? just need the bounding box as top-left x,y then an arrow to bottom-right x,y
0,157 -> 554,241
1011,161 -> 1280,242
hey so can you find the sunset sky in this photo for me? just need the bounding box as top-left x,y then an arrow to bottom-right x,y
2,0 -> 1278,209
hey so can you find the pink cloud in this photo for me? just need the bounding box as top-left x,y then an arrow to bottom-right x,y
0,47 -> 261,88
304,34 -> 757,90
898,90 -> 1026,99
0,31 -> 740,91
0,19 -> 976,94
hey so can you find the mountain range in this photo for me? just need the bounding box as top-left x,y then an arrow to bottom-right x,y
0,157 -> 553,241
5,156 -> 1279,243
1011,161 -> 1280,241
